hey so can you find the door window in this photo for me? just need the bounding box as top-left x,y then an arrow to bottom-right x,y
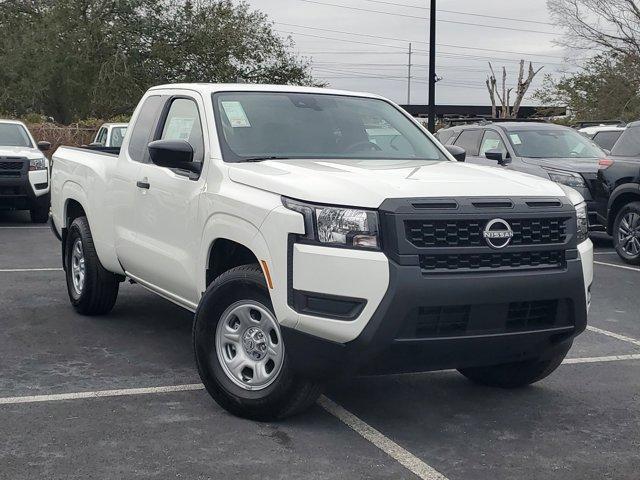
453,129 -> 482,156
128,95 -> 164,163
160,98 -> 205,163
480,130 -> 508,157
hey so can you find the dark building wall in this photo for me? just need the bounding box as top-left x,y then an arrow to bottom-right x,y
400,105 -> 566,118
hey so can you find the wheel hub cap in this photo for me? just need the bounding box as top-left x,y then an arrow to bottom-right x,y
70,238 -> 86,296
242,327 -> 268,360
215,301 -> 284,391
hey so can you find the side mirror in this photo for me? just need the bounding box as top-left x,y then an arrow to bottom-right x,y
485,149 -> 510,165
444,145 -> 466,162
37,141 -> 51,151
148,139 -> 200,174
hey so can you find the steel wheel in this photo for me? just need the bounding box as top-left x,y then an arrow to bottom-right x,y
70,238 -> 86,296
618,211 -> 640,257
215,300 -> 284,391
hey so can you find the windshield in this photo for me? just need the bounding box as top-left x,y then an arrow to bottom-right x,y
0,123 -> 33,148
212,92 -> 447,162
507,128 -> 603,159
110,126 -> 127,148
610,126 -> 640,157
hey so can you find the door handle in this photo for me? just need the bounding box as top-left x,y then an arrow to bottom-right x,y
136,180 -> 150,189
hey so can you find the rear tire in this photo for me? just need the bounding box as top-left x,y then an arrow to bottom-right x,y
458,344 -> 571,388
613,201 -> 640,265
65,216 -> 119,315
193,264 -> 322,421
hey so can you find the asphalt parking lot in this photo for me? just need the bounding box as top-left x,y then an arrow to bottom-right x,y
1,210 -> 639,480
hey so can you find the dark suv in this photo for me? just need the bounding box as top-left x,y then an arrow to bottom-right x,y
594,121 -> 640,264
437,121 -> 607,229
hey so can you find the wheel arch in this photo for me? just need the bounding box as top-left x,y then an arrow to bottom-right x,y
200,213 -> 273,295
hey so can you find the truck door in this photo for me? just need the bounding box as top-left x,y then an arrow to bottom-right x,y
126,94 -> 207,305
112,95 -> 165,272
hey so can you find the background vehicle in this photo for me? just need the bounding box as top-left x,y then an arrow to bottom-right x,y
51,84 -> 593,420
578,124 -> 626,151
437,121 -> 607,230
595,122 -> 640,264
0,119 -> 51,223
90,123 -> 128,149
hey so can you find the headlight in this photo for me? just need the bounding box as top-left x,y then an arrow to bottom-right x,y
283,197 -> 380,249
545,169 -> 586,189
575,202 -> 589,243
29,157 -> 47,171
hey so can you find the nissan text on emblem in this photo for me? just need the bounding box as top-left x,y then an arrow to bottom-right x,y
483,218 -> 514,249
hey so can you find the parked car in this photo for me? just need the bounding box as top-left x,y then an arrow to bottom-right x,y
91,123 -> 128,148
578,125 -> 626,151
0,119 -> 51,222
437,121 -> 607,230
594,121 -> 640,264
50,84 -> 593,420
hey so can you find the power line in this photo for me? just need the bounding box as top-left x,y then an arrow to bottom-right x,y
297,0 -> 559,36
277,30 -> 567,66
275,22 -> 567,59
354,0 -> 557,26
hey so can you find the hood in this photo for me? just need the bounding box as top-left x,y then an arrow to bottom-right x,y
521,157 -> 600,174
0,146 -> 44,160
228,159 -> 567,208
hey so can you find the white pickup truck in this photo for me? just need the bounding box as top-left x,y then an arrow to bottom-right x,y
51,84 -> 593,420
0,119 -> 51,222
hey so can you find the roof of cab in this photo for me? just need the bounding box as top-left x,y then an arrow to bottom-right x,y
147,83 -> 386,100
0,119 -> 27,126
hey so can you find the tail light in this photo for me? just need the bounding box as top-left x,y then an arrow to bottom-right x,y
598,158 -> 614,169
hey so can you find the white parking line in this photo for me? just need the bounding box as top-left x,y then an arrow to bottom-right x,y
318,396 -> 448,480
594,260 -> 640,272
0,268 -> 63,273
0,226 -> 50,229
587,326 -> 640,348
593,251 -> 618,255
564,354 -> 640,364
0,384 -> 205,405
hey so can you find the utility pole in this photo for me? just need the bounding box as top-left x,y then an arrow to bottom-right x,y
427,0 -> 436,132
407,43 -> 412,105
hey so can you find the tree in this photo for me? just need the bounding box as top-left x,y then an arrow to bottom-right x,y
486,61 -> 543,118
0,0 -> 317,123
534,53 -> 640,121
548,0 -> 640,55
537,0 -> 640,121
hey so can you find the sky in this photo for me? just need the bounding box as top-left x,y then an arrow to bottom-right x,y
244,0 -> 571,106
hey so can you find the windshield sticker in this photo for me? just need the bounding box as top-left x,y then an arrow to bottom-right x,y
509,133 -> 522,145
222,101 -> 251,128
164,117 -> 194,141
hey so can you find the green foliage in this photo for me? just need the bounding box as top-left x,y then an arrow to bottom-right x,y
534,53 -> 640,122
0,0 -> 317,123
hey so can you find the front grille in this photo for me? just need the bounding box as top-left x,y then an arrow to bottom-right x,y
0,161 -> 24,170
402,300 -> 568,339
405,217 -> 568,248
420,250 -> 565,272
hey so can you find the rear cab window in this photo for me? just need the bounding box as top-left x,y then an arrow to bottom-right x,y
610,126 -> 640,156
127,95 -> 165,163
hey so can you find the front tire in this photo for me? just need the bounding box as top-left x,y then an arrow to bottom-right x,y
65,216 -> 119,315
458,344 -> 571,388
613,201 -> 640,265
193,264 -> 322,421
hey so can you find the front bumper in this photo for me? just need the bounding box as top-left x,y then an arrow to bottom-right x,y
0,158 -> 49,210
283,248 -> 589,379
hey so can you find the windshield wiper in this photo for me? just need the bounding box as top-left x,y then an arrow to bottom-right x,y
240,156 -> 291,163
